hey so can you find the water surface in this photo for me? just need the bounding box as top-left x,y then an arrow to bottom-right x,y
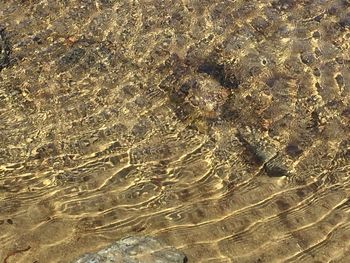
0,0 -> 350,262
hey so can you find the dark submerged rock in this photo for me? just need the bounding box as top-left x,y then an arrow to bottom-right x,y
0,26 -> 10,71
285,144 -> 303,157
73,236 -> 187,263
339,13 -> 350,28
197,60 -> 239,89
264,156 -> 290,177
59,47 -> 86,67
271,0 -> 296,11
236,130 -> 277,165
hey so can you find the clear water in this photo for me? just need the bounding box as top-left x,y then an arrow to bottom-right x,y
1,0 -> 350,262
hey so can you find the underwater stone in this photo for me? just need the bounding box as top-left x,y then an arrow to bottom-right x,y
236,130 -> 277,165
59,47 -> 86,66
73,236 -> 187,263
285,144 -> 303,157
339,14 -> 350,28
197,60 -> 239,89
264,156 -> 290,177
272,0 -> 295,11
0,26 -> 10,71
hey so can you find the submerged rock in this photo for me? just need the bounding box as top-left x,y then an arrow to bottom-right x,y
236,129 -> 277,165
197,59 -> 239,89
0,26 -> 10,71
264,157 -> 290,177
73,236 -> 187,263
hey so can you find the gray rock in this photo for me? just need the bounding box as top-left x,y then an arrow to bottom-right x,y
236,129 -> 277,165
73,236 -> 187,263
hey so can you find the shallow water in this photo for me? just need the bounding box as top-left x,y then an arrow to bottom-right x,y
0,0 -> 350,262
